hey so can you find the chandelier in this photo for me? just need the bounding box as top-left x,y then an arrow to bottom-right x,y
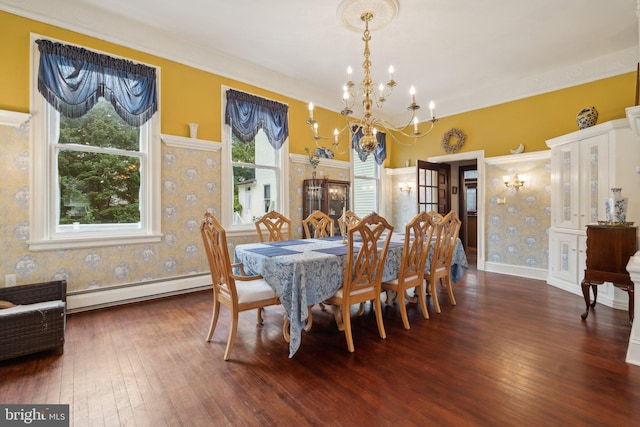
306,7 -> 438,155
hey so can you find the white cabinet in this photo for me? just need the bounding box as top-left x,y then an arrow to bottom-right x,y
550,132 -> 608,230
546,119 -> 640,303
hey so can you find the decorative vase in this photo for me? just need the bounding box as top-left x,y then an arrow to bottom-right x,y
605,188 -> 628,224
576,107 -> 598,129
188,123 -> 199,139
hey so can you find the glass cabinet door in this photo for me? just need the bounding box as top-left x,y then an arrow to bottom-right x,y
327,182 -> 349,233
304,179 -> 324,213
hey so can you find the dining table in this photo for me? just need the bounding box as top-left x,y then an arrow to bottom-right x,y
234,233 -> 468,357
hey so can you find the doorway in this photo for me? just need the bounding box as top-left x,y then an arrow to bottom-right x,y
459,165 -> 478,249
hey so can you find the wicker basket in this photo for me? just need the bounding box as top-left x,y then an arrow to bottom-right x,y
0,280 -> 66,361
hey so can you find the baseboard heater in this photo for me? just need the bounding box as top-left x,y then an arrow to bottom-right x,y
66,273 -> 212,313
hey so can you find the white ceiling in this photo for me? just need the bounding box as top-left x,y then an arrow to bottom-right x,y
2,0 -> 639,122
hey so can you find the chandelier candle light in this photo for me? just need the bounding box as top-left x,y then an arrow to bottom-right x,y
306,7 -> 437,155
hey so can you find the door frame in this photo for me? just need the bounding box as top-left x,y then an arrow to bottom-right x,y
428,150 -> 486,270
458,164 -> 478,249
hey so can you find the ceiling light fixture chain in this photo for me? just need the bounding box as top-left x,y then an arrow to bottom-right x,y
307,7 -> 438,156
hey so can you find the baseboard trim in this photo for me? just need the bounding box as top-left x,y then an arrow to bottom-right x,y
484,262 -> 548,281
67,274 -> 212,313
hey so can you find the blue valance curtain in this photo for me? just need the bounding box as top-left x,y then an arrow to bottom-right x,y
224,89 -> 289,149
36,39 -> 158,127
352,128 -> 387,164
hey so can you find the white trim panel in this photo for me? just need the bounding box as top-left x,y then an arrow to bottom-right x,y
67,274 -> 212,313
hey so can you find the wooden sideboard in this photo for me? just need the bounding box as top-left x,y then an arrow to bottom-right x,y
581,224 -> 636,324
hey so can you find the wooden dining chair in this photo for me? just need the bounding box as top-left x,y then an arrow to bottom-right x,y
426,211 -> 444,224
303,210 -> 335,239
323,212 -> 393,352
255,211 -> 292,242
381,211 -> 436,329
424,211 -> 462,313
337,210 -> 361,237
201,211 -> 280,360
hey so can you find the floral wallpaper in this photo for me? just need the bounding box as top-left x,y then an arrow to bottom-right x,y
389,168 -> 418,231
0,120 -> 351,293
1,114 -> 551,294
485,155 -> 551,269
0,123 -> 223,292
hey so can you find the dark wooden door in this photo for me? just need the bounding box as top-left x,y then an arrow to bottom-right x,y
416,160 -> 450,214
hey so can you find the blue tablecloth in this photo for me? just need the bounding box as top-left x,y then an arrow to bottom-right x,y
234,235 -> 468,357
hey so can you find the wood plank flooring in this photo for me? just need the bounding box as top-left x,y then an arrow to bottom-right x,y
2,255 -> 639,426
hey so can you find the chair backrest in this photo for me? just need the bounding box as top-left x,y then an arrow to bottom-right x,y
303,210 -> 335,238
344,212 -> 394,296
426,211 -> 445,225
201,212 -> 237,299
398,212 -> 436,282
255,211 -> 292,242
430,211 -> 462,273
337,210 -> 361,237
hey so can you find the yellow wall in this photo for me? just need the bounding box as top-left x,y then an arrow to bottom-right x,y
390,73 -> 636,167
1,11 -> 635,166
0,11 -> 349,161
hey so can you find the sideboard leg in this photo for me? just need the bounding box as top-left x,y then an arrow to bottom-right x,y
581,280 -> 591,320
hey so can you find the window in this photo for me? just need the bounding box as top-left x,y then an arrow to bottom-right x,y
29,36 -> 161,250
352,149 -> 380,217
221,88 -> 288,233
263,184 -> 272,213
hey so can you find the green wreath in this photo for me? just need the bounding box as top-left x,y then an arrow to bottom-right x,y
441,128 -> 466,153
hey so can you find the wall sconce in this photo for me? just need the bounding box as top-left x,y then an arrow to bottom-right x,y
399,183 -> 412,194
503,173 -> 525,190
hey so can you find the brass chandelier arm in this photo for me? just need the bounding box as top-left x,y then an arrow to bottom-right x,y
306,9 -> 438,155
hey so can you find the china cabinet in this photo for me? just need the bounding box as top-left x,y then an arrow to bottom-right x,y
302,178 -> 350,236
546,119 -> 639,310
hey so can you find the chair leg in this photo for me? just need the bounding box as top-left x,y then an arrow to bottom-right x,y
357,302 -> 366,316
256,307 -> 264,324
224,311 -> 239,361
206,300 -> 221,341
332,304 -> 345,331
398,293 -> 410,330
417,282 -> 429,320
303,307 -> 314,332
385,289 -> 393,305
430,279 -> 441,314
343,304 -> 355,352
445,276 -> 457,306
373,295 -> 387,339
282,315 -> 291,343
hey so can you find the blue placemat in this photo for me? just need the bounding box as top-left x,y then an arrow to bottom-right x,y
316,236 -> 344,241
244,247 -> 301,257
263,240 -> 311,247
313,245 -> 354,256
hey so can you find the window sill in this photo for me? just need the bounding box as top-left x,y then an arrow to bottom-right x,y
28,233 -> 164,251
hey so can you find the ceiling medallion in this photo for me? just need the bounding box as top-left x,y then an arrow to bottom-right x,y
337,0 -> 399,32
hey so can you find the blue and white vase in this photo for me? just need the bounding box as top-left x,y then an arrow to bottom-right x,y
605,188 -> 628,224
576,106 -> 598,129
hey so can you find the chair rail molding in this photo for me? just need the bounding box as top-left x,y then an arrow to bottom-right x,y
160,134 -> 221,151
289,153 -> 350,170
0,110 -> 31,128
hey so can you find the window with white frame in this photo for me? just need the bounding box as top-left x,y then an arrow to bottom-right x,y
29,37 -> 161,250
352,150 -> 380,217
222,88 -> 288,232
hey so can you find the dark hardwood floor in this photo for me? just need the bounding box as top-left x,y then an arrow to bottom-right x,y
2,254 -> 639,426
